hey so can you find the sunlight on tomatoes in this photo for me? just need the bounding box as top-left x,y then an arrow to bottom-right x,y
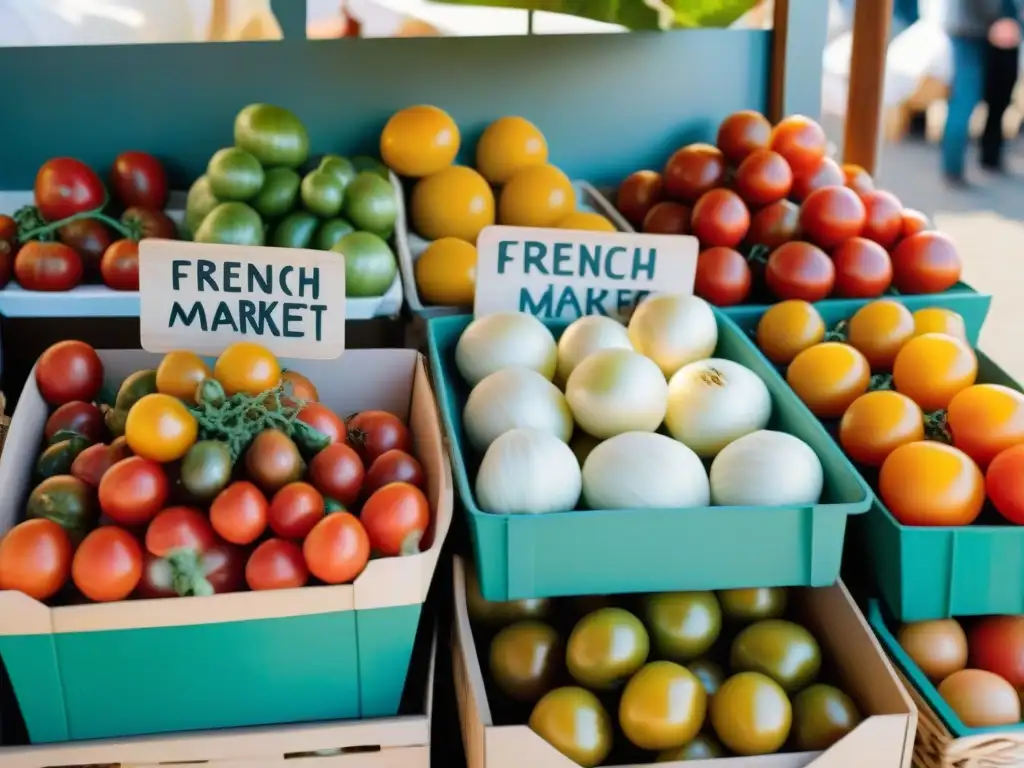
912,308 -> 967,341
210,481 -> 268,545
691,189 -> 749,248
747,200 -> 800,250
787,342 -> 871,419
411,165 -> 495,243
891,231 -> 962,294
839,391 -> 924,467
643,202 -> 691,235
946,384 -> 1024,469
499,164 -> 576,228
799,186 -> 866,249
846,299 -> 914,370
361,482 -> 431,556
156,350 -> 211,404
303,512 -> 370,585
475,115 -> 548,185
214,341 -> 281,396
98,456 -> 169,526
842,164 -> 875,196
72,526 -> 143,602
125,393 -> 198,462
380,105 -> 459,178
893,333 -> 978,411
791,157 -> 843,202
269,482 -> 325,540
880,442 -> 985,526
694,247 -> 752,306
755,300 -> 826,365
663,144 -> 726,203
832,237 -> 892,298
765,241 -> 834,302
716,110 -> 772,164
617,171 -> 664,228
35,340 -> 103,407
987,445 -> 1024,525
769,115 -> 827,175
246,538 -> 308,591
734,149 -> 792,207
0,519 -> 72,600
860,190 -> 904,249
901,209 -> 931,238
281,369 -> 319,404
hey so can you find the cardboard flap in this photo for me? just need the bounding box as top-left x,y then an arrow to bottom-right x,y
808,715 -> 912,768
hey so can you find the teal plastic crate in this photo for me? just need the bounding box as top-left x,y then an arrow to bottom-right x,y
427,311 -> 871,602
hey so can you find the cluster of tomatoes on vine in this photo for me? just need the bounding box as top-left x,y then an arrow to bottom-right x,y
616,111 -> 962,306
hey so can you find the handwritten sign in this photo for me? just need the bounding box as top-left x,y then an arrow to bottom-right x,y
139,240 -> 346,358
473,226 -> 698,320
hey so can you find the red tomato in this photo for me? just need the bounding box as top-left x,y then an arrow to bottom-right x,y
747,200 -> 800,250
72,526 -> 143,602
361,482 -> 431,556
616,171 -> 663,228
297,402 -> 346,445
308,442 -> 365,507
0,518 -> 72,600
45,401 -> 105,443
642,202 -> 691,235
891,231 -> 962,294
98,456 -> 169,526
303,512 -> 370,584
110,151 -> 168,210
71,437 -> 132,487
716,110 -> 772,165
58,219 -> 111,274
199,542 -> 246,594
842,164 -> 875,196
734,150 -> 793,207
694,247 -> 752,306
0,215 -> 15,288
268,482 -> 325,540
691,189 -> 750,249
365,449 -> 426,497
348,411 -> 412,464
988,445 -> 1024,525
769,115 -> 827,175
35,340 -> 103,406
246,538 -> 309,591
15,241 -> 83,292
765,241 -> 834,301
34,158 -> 105,222
790,157 -> 844,202
831,237 -> 893,298
210,481 -> 268,545
145,507 -> 216,557
799,186 -> 866,249
901,209 -> 931,238
136,541 -> 245,598
662,144 -> 726,203
121,206 -> 177,241
100,239 -> 139,291
860,190 -> 904,249
968,616 -> 1024,686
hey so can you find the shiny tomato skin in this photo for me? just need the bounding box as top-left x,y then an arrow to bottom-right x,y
901,209 -> 931,238
281,369 -> 319,405
765,241 -> 834,302
947,384 -> 1024,469
755,299 -> 826,365
791,157 -> 844,202
734,149 -> 793,207
769,115 -> 827,175
831,237 -> 893,298
879,441 -> 984,526
365,449 -> 427,497
71,437 -> 131,487
716,110 -> 772,165
45,400 -> 105,443
210,481 -> 268,545
246,538 -> 309,591
98,456 -> 169,526
121,206 -> 177,240
842,164 -> 875,196
893,333 -> 978,411
694,247 -> 752,306
35,340 -> 103,406
58,219 -> 111,274
617,171 -> 664,228
201,542 -> 247,594
839,390 -> 924,467
987,445 -> 1024,525
100,239 -> 140,291
786,342 -> 871,418
268,482 -> 325,540
846,299 -> 915,371
72,526 -> 143,602
747,199 -> 800,250
860,190 -> 904,249
15,241 -> 83,292
297,403 -> 346,445
308,442 -> 365,507
691,188 -> 749,248
968,617 -> 1024,685
111,151 -> 168,210
891,231 -> 962,294
145,507 -> 216,557
642,202 -> 691,235
799,186 -> 866,249
0,518 -> 73,600
303,512 -> 370,584
361,482 -> 431,556
34,158 -> 105,222
347,411 -> 412,465
662,144 -> 726,203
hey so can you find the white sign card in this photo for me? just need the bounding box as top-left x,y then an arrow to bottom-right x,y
473,226 -> 699,319
139,240 -> 346,358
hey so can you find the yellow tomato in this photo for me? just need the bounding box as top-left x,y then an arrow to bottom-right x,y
786,342 -> 871,419
755,300 -> 825,365
415,237 -> 476,306
214,341 -> 281,396
125,393 -> 198,462
410,166 -> 495,243
499,164 -> 576,228
846,299 -> 915,371
156,351 -> 211,404
913,307 -> 968,341
879,441 -> 985,526
380,105 -> 460,178
892,333 -> 977,412
839,390 -> 924,467
946,384 -> 1024,469
556,211 -> 617,232
475,116 -> 549,185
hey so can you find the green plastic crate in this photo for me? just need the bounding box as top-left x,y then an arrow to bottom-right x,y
427,311 -> 871,602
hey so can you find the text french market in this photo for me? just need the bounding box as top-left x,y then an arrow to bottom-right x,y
166,259 -> 327,340
498,238 -> 656,317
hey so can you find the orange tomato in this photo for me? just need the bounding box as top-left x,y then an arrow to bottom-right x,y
0,519 -> 72,600
380,105 -> 459,178
786,342 -> 871,419
124,393 -> 198,462
475,116 -> 549,185
410,166 -> 495,243
755,300 -> 826,365
845,299 -> 915,371
893,333 -> 978,412
879,441 -> 985,526
72,526 -> 144,602
156,350 -> 211,404
913,307 -> 967,341
839,390 -> 924,467
303,512 -> 370,585
499,164 -> 576,228
214,341 -> 281,396
946,384 -> 1024,469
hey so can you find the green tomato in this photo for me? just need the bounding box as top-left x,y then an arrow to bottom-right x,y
351,155 -> 391,180
26,475 -> 99,544
344,171 -> 398,236
332,231 -> 397,298
184,176 -> 221,237
207,147 -> 264,201
315,218 -> 355,250
234,103 -> 310,169
252,167 -> 301,218
319,155 -> 357,190
272,211 -> 320,249
301,169 -> 345,218
194,202 -> 264,246
180,440 -> 233,502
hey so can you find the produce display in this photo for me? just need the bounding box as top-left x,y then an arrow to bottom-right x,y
0,340 -> 431,603
615,111 -> 964,306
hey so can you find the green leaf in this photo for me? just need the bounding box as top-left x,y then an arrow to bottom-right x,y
428,0 -> 758,29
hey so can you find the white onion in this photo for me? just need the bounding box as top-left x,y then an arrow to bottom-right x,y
556,315 -> 633,386
628,294 -> 718,377
666,359 -> 772,458
463,367 -> 573,452
476,428 -> 582,514
456,312 -> 557,387
709,430 -> 824,507
565,348 -> 668,438
582,432 -> 710,509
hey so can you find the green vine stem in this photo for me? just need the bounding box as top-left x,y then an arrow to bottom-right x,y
824,320 -> 848,343
869,373 -> 893,391
16,195 -> 132,243
924,409 -> 952,443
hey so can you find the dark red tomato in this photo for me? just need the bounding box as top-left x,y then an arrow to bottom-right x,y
45,401 -> 105,443
100,239 -> 139,291
642,202 -> 691,235
145,507 -> 216,557
790,157 -> 844,202
694,247 -> 752,307
734,150 -> 792,207
15,241 -> 83,292
799,186 -> 866,249
71,437 -> 131,487
716,110 -> 772,165
831,237 -> 893,298
98,456 -> 169,526
891,231 -> 962,294
843,163 -> 875,196
616,171 -> 663,228
136,541 -> 245,598
747,199 -> 800,250
690,189 -> 750,249
268,482 -> 325,540
348,410 -> 413,464
210,480 -> 268,545
121,206 -> 177,240
860,190 -> 904,249
200,542 -> 246,594
361,482 -> 431,556
901,209 -> 931,238
364,449 -> 426,497
246,538 -> 309,591
34,158 -> 105,222
35,340 -> 103,406
968,616 -> 1024,686
110,151 -> 168,211
987,445 -> 1024,525
769,115 -> 827,175
0,215 -> 16,288
136,553 -> 177,599
57,219 -> 111,274
662,144 -> 727,203
309,442 -> 365,507
765,241 -> 835,301
297,402 -> 346,445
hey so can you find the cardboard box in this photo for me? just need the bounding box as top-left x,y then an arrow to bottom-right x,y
0,349 -> 452,744
451,556 -> 917,768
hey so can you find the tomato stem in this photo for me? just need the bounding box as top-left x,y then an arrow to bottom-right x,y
824,320 -> 849,342
869,373 -> 893,391
400,530 -> 424,556
18,197 -> 132,242
924,409 -> 952,443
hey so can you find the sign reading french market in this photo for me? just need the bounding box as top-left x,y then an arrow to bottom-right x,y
138,239 -> 346,358
473,225 -> 698,319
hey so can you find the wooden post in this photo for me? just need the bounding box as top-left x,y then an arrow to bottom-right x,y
768,0 -> 831,122
843,0 -> 894,174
